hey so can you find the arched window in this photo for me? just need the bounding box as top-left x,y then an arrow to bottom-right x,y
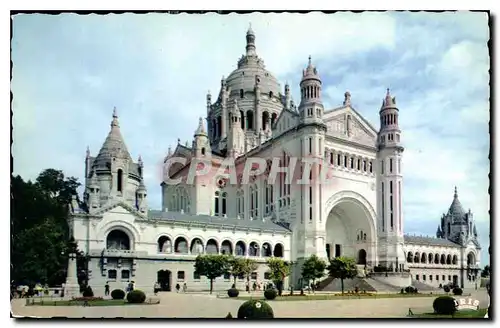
273,243 -> 284,257
240,110 -> 245,129
222,192 -> 227,216
201,147 -> 206,155
117,169 -> 123,192
249,242 -> 259,257
214,191 -> 220,216
107,230 -> 131,250
221,240 -> 232,255
217,116 -> 222,138
235,241 -> 246,256
246,111 -> 254,130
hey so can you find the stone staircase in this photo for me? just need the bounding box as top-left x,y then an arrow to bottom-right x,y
411,280 -> 439,291
317,277 -> 376,292
364,277 -> 401,292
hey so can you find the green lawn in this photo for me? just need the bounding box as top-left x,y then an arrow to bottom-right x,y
235,293 -> 439,301
411,308 -> 488,318
26,299 -> 159,306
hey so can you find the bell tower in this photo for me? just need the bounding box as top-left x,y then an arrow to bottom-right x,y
376,89 -> 405,271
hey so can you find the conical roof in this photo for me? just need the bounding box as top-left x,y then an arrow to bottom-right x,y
448,186 -> 465,218
92,108 -> 132,169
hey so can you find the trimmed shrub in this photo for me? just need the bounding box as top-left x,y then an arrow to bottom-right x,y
126,289 -> 146,304
227,288 -> 239,298
82,286 -> 94,297
433,296 -> 457,315
405,286 -> 415,293
400,288 -> 405,294
237,300 -> 274,319
443,285 -> 451,293
452,287 -> 463,296
111,289 -> 126,300
264,288 -> 277,300
414,288 -> 418,294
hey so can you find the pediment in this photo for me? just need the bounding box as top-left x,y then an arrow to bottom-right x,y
93,200 -> 146,220
324,105 -> 377,147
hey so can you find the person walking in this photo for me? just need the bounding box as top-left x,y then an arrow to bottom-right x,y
175,283 -> 180,293
182,282 -> 187,293
154,282 -> 160,295
104,282 -> 110,296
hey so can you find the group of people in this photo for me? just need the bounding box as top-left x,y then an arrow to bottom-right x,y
10,282 -> 53,299
245,281 -> 266,292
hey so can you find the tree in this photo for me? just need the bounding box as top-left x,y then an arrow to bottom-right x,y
327,256 -> 358,294
266,257 -> 290,295
481,265 -> 490,278
301,255 -> 327,286
11,169 -> 81,286
241,258 -> 259,291
228,257 -> 245,287
193,254 -> 231,294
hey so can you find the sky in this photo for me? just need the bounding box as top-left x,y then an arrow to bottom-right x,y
11,12 -> 490,264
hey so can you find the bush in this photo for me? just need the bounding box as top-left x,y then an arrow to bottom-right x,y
82,286 -> 94,297
452,287 -> 463,296
111,289 -> 126,300
405,286 -> 415,294
126,289 -> 146,304
414,288 -> 418,294
237,300 -> 274,319
227,288 -> 239,298
264,288 -> 277,300
400,288 -> 405,294
443,285 -> 451,293
433,296 -> 457,315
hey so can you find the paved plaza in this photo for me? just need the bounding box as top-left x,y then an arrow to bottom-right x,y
11,288 -> 489,318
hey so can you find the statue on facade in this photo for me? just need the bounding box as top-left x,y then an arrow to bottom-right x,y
194,240 -> 203,254
163,239 -> 172,253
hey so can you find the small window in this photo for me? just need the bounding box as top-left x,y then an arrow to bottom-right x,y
177,271 -> 185,280
269,91 -> 273,98
390,159 -> 393,173
337,154 -> 341,166
429,275 -> 433,281
309,207 -> 312,222
448,275 -> 451,281
193,272 -> 201,280
223,272 -> 231,280
381,160 -> 384,174
442,275 -> 446,281
108,269 -> 117,280
201,148 -> 206,155
264,272 -> 271,280
369,162 -> 373,173
416,274 -> 419,281
423,275 -> 426,281
436,275 -> 439,281
121,270 -> 130,280
240,89 -> 244,98
251,272 -> 258,280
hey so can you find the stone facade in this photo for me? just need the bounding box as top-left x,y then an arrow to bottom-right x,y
68,27 -> 481,292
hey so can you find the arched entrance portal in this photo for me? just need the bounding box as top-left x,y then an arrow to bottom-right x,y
325,195 -> 375,266
157,270 -> 172,292
358,249 -> 367,265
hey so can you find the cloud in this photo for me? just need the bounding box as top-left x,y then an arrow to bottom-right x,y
11,12 -> 490,264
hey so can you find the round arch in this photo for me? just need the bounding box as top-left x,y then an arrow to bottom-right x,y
100,220 -> 141,248
220,239 -> 233,255
206,238 -> 219,254
324,191 -> 377,263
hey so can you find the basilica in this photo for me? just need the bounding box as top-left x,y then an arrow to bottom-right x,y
68,27 -> 481,292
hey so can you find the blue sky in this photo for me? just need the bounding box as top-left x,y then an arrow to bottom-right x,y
11,12 -> 490,264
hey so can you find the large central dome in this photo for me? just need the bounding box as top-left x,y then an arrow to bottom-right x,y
225,26 -> 281,98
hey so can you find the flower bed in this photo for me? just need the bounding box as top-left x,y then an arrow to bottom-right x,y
70,296 -> 103,302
